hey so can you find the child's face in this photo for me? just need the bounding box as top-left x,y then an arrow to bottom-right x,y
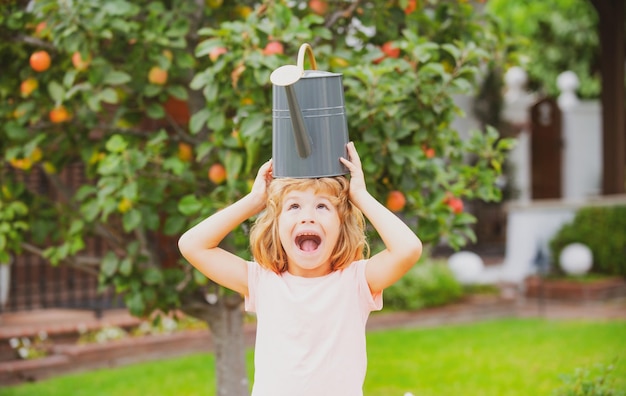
278,187 -> 341,277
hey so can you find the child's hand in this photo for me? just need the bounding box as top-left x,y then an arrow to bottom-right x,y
340,142 -> 368,200
249,159 -> 273,207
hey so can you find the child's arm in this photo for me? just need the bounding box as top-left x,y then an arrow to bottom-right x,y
340,143 -> 422,294
177,160 -> 273,295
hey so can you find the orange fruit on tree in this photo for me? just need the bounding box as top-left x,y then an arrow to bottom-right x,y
49,105 -> 70,123
209,46 -> 228,62
20,78 -> 38,97
234,5 -> 252,18
71,51 -> 91,71
177,142 -> 193,162
308,0 -> 329,15
148,66 -> 168,85
386,190 -> 406,212
208,163 -> 227,184
30,50 -> 51,72
381,41 -> 400,58
263,41 -> 284,56
421,145 -> 435,158
404,0 -> 418,14
446,196 -> 464,214
240,97 -> 254,105
443,193 -> 464,214
34,21 -> 47,37
9,158 -> 33,171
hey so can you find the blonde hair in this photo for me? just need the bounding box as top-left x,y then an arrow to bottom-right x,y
249,177 -> 369,274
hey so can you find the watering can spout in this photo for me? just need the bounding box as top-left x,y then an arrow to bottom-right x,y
270,44 -> 319,159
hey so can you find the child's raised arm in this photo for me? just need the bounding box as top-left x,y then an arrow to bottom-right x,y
177,160 -> 273,295
340,143 -> 422,293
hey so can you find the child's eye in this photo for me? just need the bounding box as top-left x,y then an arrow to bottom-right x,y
316,203 -> 329,210
288,203 -> 300,210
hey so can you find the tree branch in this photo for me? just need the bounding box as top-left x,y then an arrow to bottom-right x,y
39,166 -> 125,248
13,34 -> 56,51
325,0 -> 363,28
21,242 -> 101,277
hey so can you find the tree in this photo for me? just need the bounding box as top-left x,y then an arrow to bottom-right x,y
0,0 -> 512,394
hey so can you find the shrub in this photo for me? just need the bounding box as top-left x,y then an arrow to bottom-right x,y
553,362 -> 625,396
549,205 -> 626,278
383,260 -> 463,311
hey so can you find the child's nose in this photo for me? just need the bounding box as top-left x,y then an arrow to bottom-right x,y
299,207 -> 315,223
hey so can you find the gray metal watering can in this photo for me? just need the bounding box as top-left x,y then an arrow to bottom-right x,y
270,43 -> 349,178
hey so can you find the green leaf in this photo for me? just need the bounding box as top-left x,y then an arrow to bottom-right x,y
176,52 -> 196,69
164,215 -> 186,235
69,236 -> 85,255
193,269 -> 209,285
103,71 -> 132,85
142,268 -> 163,285
4,122 -> 28,140
102,0 -> 137,16
167,18 -> 189,38
63,69 -> 77,88
87,95 -> 101,112
166,85 -> 188,100
144,85 -> 162,97
224,151 -> 244,186
81,200 -> 100,222
9,201 -> 28,216
125,292 -> 145,316
178,195 -> 202,215
190,108 -> 210,134
69,219 -> 84,234
195,38 -> 223,57
207,111 -> 225,131
441,44 -> 461,61
105,135 -> 128,153
189,69 -> 212,91
47,81 -> 65,103
146,103 -> 165,119
99,88 -> 118,104
98,155 -> 123,175
122,209 -> 142,232
240,113 -> 265,139
162,157 -> 186,175
101,252 -> 119,277
147,129 -> 168,147
119,258 -> 133,276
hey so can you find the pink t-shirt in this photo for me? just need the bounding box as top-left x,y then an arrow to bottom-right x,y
245,260 -> 383,396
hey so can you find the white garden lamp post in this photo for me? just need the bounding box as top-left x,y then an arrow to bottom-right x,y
559,243 -> 593,276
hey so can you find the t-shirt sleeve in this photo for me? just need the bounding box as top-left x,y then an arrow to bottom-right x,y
244,261 -> 258,313
355,260 -> 383,313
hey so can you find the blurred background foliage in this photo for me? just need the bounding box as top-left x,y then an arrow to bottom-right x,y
1,0 -> 514,318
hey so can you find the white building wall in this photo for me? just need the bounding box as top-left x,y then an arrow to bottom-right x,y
561,102 -> 603,199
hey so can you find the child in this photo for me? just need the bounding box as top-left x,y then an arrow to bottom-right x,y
178,142 -> 422,396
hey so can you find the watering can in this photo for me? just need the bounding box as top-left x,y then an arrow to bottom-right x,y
270,43 -> 349,178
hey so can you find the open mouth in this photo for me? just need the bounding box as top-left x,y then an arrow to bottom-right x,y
295,232 -> 322,252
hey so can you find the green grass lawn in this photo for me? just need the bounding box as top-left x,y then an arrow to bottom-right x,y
2,318 -> 625,396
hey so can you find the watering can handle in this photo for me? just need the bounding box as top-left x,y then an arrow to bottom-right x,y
297,43 -> 317,71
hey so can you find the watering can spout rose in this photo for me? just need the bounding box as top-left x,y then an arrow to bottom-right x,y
270,43 -> 350,178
